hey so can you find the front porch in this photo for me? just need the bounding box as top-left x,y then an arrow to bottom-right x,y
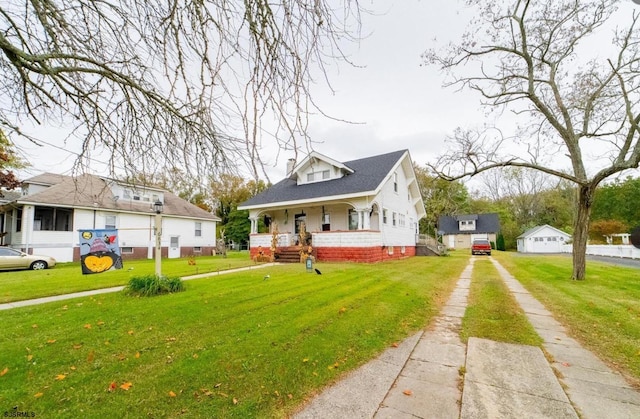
249,230 -> 415,263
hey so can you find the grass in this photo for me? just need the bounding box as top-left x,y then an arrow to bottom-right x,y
492,251 -> 640,383
124,275 -> 185,297
461,258 -> 542,346
0,252 -> 254,303
0,254 -> 469,418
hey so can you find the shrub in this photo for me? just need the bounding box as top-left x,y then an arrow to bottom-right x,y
124,274 -> 185,297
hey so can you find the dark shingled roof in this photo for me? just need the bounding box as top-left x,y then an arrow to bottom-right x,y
13,173 -> 219,221
438,213 -> 501,234
240,149 -> 408,208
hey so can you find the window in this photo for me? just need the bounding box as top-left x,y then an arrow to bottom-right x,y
195,222 -> 202,237
34,207 -> 73,231
348,209 -> 358,230
16,208 -> 22,232
399,214 -> 406,227
392,212 -> 397,227
393,172 -> 398,193
105,215 -> 116,229
307,170 -> 330,182
193,247 -> 202,253
459,220 -> 476,231
121,247 -> 134,254
383,209 -> 388,224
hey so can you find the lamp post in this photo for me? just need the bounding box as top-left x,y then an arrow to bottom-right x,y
153,200 -> 163,277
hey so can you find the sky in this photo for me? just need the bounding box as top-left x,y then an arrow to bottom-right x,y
15,0 -> 640,190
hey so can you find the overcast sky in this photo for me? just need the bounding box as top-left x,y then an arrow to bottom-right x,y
17,0 -> 640,188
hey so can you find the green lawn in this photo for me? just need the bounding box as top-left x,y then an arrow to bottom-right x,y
0,254 -> 468,418
0,252 -> 254,303
492,252 -> 640,384
462,258 -> 542,346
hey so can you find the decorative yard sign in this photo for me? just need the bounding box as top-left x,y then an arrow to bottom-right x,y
79,229 -> 124,274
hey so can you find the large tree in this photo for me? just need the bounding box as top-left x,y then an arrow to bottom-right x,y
0,1 -> 361,180
424,0 -> 640,280
0,129 -> 25,192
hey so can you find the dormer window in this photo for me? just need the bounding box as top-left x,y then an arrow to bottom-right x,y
459,220 -> 476,231
307,170 -> 330,182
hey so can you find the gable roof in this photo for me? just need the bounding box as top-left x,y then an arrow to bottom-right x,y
438,213 -> 501,234
240,149 -> 410,209
10,173 -> 219,221
290,151 -> 354,179
517,225 -> 571,239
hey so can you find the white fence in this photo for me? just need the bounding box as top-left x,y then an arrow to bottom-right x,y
560,244 -> 640,259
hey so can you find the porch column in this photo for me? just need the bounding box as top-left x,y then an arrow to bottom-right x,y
362,208 -> 371,230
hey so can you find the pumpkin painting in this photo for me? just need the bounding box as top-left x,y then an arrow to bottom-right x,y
84,254 -> 114,272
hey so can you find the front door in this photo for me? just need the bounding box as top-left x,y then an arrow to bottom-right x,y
169,236 -> 180,258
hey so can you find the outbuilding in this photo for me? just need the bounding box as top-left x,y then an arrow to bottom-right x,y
517,225 -> 571,253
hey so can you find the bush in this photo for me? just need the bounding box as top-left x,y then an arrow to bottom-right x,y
124,274 -> 185,297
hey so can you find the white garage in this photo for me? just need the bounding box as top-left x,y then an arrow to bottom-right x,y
517,225 -> 571,254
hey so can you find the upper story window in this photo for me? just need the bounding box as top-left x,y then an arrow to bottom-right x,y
393,172 -> 398,193
382,209 -> 388,224
105,215 -> 116,229
195,222 -> 202,237
459,220 -> 476,231
307,170 -> 330,182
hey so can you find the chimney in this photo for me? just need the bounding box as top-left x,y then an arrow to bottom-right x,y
286,158 -> 296,176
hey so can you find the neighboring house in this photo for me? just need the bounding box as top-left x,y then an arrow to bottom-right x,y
517,225 -> 571,253
0,173 -> 219,262
238,149 -> 426,262
438,213 -> 500,250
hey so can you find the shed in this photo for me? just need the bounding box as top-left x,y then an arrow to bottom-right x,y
517,225 -> 571,253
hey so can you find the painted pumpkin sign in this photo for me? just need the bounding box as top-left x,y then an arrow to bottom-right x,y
79,229 -> 124,275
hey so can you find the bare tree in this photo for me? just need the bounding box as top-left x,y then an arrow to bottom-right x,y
424,0 -> 640,280
0,1 -> 361,182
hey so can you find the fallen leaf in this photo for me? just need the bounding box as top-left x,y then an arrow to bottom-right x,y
87,351 -> 95,363
233,398 -> 238,405
70,366 -> 77,371
84,324 -> 92,329
73,344 -> 83,350
302,358 -> 309,363
339,307 -> 347,314
288,394 -> 293,399
0,367 -> 8,376
116,354 -> 126,361
127,330 -> 134,335
34,392 -> 44,398
62,305 -> 68,310
55,374 -> 66,381
214,383 -> 222,388
562,362 -> 571,367
391,342 -> 399,348
47,339 -> 56,344
32,324 -> 38,328
166,337 -> 177,342
403,389 -> 413,396
169,391 -> 176,397
192,353 -> 199,359
135,352 -> 140,359
97,321 -> 105,326
27,355 -> 33,362
108,382 -> 117,392
120,382 -> 133,390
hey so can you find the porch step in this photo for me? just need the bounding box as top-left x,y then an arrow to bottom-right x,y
274,246 -> 316,263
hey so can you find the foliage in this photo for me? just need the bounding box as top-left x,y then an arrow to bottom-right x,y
425,0 -> 640,279
210,174 -> 267,225
225,209 -> 252,245
589,219 -> 629,243
124,275 -> 184,297
0,129 -> 26,191
592,176 -> 640,229
496,233 -> 506,251
414,164 -> 470,235
0,1 -> 362,179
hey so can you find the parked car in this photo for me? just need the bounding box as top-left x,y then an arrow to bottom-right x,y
471,239 -> 492,256
0,247 -> 56,270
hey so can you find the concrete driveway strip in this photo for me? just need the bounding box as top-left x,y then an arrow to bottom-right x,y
490,258 -> 640,419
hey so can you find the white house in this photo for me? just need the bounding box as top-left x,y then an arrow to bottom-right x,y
517,225 -> 571,253
0,173 -> 220,262
238,149 -> 426,262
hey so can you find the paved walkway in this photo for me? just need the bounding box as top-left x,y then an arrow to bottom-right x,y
294,257 -> 640,418
0,263 -> 276,311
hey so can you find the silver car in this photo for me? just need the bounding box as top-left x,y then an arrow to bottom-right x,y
0,247 -> 56,270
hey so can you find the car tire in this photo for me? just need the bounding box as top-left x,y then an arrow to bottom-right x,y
30,260 -> 48,270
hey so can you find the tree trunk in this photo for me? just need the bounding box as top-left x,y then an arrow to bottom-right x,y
572,186 -> 593,280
